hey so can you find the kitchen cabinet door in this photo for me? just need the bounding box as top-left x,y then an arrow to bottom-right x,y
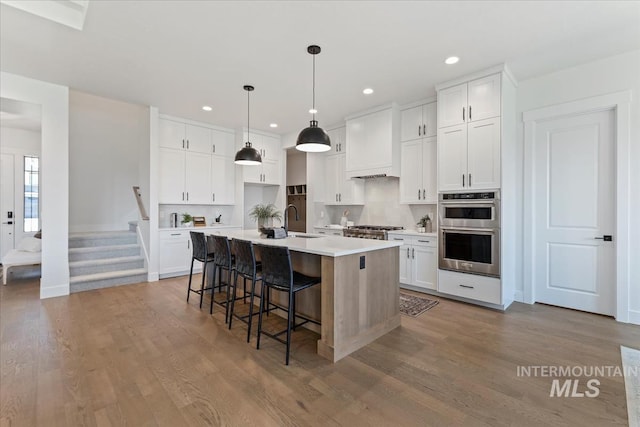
422,136 -> 438,202
438,124 -> 468,191
400,105 -> 423,142
159,119 -> 186,150
261,159 -> 280,185
324,154 -> 340,204
184,151 -> 212,204
339,154 -> 364,204
185,124 -> 212,154
467,117 -> 501,190
413,244 -> 437,290
159,233 -> 193,276
400,140 -> 422,203
159,148 -> 186,204
423,102 -> 437,137
211,155 -> 235,204
327,126 -> 346,154
260,135 -> 281,161
398,244 -> 412,285
468,74 -> 501,123
243,162 -> 262,184
438,83 -> 467,128
211,129 -> 234,157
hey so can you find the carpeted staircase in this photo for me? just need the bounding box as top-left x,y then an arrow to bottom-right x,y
69,230 -> 147,293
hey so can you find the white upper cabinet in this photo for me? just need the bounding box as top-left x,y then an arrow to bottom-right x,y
158,116 -> 236,205
438,74 -> 501,129
467,74 -> 501,123
241,131 -> 282,185
437,72 -> 502,191
324,153 -> 364,205
399,136 -> 437,204
159,118 -> 212,153
400,102 -> 437,142
345,104 -> 400,178
327,126 -> 346,155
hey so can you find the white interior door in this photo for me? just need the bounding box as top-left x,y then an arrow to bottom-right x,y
534,109 -> 615,316
1,153 -> 15,258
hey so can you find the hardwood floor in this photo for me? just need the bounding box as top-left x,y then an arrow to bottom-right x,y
1,273 -> 638,426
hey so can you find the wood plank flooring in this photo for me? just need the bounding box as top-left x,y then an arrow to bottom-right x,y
1,272 -> 639,426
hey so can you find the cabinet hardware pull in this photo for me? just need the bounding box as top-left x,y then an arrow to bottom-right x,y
339,143 -> 342,151
213,144 -> 215,153
336,145 -> 338,152
418,125 -> 421,136
393,238 -> 404,241
469,106 -> 472,120
594,235 -> 613,241
418,189 -> 421,200
423,124 -> 426,135
462,107 -> 465,122
459,284 -> 474,289
170,233 -> 180,236
186,192 -> 189,201
407,248 -> 410,258
336,194 -> 338,202
469,174 -> 472,187
462,174 -> 465,187
412,248 -> 415,259
418,240 -> 430,243
182,139 -> 185,149
187,140 -> 189,149
423,189 -> 426,199
212,193 -> 215,202
182,192 -> 185,201
339,194 -> 342,202
188,240 -> 190,249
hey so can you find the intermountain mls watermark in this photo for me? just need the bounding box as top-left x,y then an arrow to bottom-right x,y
517,365 -> 639,398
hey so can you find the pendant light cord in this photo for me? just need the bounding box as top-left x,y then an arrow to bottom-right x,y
312,53 -> 316,121
247,88 -> 250,144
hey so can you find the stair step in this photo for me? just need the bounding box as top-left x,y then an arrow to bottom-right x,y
69,231 -> 137,248
69,244 -> 141,261
69,256 -> 145,276
70,268 -> 148,293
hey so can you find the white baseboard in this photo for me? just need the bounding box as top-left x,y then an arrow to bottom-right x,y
628,310 -> 640,326
514,290 -> 525,303
147,272 -> 159,282
40,283 -> 70,299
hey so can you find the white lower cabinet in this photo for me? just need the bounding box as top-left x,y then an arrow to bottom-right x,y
159,227 -> 241,277
437,269 -> 501,305
388,233 -> 437,291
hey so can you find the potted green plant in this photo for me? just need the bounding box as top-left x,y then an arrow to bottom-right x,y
248,203 -> 282,230
417,214 -> 432,233
181,213 -> 193,227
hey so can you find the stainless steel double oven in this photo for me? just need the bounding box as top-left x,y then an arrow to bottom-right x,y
438,191 -> 500,277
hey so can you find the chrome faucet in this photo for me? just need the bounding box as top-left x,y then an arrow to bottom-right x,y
284,204 -> 299,236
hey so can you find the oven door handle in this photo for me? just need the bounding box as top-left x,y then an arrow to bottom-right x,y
440,226 -> 498,234
439,200 -> 497,205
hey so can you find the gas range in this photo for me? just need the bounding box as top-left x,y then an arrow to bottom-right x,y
343,225 -> 404,240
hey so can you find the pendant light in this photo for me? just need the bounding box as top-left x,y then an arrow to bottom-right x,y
296,45 -> 331,152
234,85 -> 262,165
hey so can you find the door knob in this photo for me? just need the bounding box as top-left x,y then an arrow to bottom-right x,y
594,235 -> 613,241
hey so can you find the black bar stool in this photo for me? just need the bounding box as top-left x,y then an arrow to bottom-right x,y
255,243 -> 321,365
186,231 -> 215,309
228,239 -> 264,342
208,235 -> 234,319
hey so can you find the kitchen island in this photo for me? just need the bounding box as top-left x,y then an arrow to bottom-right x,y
213,229 -> 402,362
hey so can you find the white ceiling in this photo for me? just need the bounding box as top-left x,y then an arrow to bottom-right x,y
1,1 -> 639,135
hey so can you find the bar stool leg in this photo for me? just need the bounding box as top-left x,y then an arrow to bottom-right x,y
199,259 -> 207,309
246,276 -> 257,343
228,270 -> 238,328
256,282 -> 266,350
286,289 -> 294,365
187,257 -> 195,302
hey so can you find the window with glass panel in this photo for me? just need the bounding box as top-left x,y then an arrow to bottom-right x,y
24,156 -> 39,232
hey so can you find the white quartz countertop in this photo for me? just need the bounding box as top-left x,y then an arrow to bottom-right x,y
210,229 -> 402,257
386,230 -> 438,238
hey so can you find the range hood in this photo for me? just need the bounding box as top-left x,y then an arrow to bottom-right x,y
344,103 -> 401,179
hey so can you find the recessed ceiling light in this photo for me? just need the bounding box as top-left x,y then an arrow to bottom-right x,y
445,56 -> 459,65
202,105 -> 212,111
309,108 -> 318,114
270,123 -> 278,128
363,88 -> 374,95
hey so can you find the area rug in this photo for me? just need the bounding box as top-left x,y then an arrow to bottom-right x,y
399,292 -> 439,317
621,346 -> 640,427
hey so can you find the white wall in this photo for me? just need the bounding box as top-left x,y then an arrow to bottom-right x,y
1,71 -> 70,299
69,90 -> 149,232
0,127 -> 42,247
516,49 -> 640,321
